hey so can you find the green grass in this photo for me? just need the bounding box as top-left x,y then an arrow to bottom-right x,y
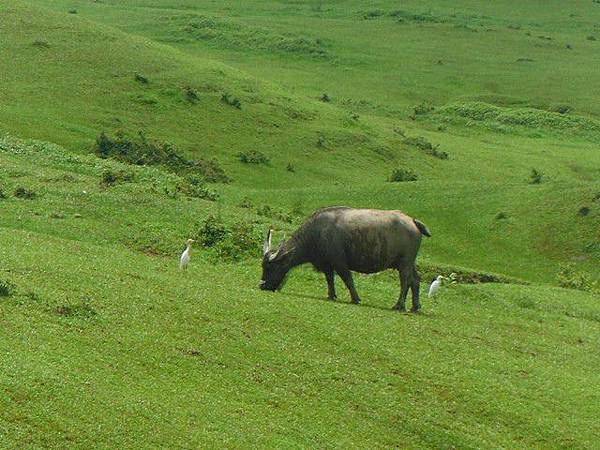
1,0 -> 600,447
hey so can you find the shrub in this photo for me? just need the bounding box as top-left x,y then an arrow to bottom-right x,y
101,169 -> 134,186
256,205 -> 293,223
134,73 -> 148,84
14,186 -> 37,199
316,134 -> 328,148
413,102 -> 434,116
286,162 -> 295,172
557,264 -> 597,291
177,175 -> 219,201
529,168 -> 544,184
221,93 -> 241,109
185,86 -> 199,103
388,168 -> 418,182
0,280 -> 15,297
68,9 -> 77,14
94,132 -> 230,182
0,188 -> 7,199
403,136 -> 448,159
32,39 -> 50,48
197,215 -> 229,247
320,93 -> 331,102
495,211 -> 508,220
195,215 -> 262,261
578,206 -> 590,216
587,35 -> 597,41
238,150 -> 270,165
238,197 -> 253,208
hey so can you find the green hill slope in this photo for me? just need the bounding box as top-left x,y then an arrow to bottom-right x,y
1,137 -> 599,448
1,0 -> 600,447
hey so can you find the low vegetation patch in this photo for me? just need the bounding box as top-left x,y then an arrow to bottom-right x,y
238,150 -> 270,165
557,264 -> 598,292
528,168 -> 544,184
174,14 -> 329,58
195,215 -> 263,261
101,169 -> 135,186
134,73 -> 148,84
221,93 -> 241,109
0,280 -> 15,297
256,204 -> 293,224
388,167 -> 418,182
431,101 -> 600,140
95,132 -> 230,183
13,186 -> 37,199
403,136 -> 448,159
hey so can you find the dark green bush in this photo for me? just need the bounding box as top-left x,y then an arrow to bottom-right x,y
221,93 -> 241,109
403,136 -> 448,159
197,215 -> 229,247
0,280 -> 15,297
388,168 -> 418,182
94,132 -> 230,182
238,197 -> 253,208
412,102 -> 434,116
134,73 -> 148,84
257,205 -> 293,223
101,169 -> 134,186
557,264 -> 597,291
238,150 -> 270,165
185,86 -> 200,103
177,175 -> 219,201
320,93 -> 331,102
286,162 -> 296,172
0,188 -> 7,199
195,215 -> 262,261
529,168 -> 544,184
14,186 -> 37,199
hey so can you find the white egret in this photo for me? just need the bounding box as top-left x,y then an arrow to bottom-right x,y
428,275 -> 444,298
180,239 -> 195,270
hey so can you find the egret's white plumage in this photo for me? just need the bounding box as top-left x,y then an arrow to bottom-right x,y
428,275 -> 444,298
180,239 -> 195,270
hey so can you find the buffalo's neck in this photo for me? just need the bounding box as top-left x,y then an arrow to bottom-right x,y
285,237 -> 310,268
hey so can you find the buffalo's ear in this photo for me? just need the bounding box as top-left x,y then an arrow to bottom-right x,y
263,227 -> 273,255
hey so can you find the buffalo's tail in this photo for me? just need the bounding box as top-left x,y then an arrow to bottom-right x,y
413,219 -> 431,237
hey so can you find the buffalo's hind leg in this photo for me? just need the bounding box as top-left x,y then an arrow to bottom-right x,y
324,269 -> 337,300
336,268 -> 361,304
410,267 -> 421,312
394,267 -> 411,312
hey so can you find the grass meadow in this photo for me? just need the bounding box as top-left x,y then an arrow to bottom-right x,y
1,0 -> 599,448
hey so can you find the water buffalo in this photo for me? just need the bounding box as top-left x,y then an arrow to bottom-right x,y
260,206 -> 431,311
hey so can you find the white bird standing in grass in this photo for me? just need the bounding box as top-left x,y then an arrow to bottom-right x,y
428,275 -> 444,298
180,239 -> 195,270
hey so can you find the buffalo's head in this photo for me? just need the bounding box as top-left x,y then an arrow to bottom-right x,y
260,228 -> 293,291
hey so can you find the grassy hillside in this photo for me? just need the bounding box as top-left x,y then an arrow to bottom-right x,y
1,0 -> 599,448
1,137 -> 599,448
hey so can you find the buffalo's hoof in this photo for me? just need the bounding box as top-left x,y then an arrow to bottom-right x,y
411,307 -> 421,313
351,299 -> 361,305
328,295 -> 337,301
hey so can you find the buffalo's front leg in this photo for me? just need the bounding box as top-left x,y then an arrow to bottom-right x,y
325,269 -> 337,300
336,268 -> 361,304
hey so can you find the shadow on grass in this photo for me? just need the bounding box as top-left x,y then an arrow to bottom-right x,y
283,290 -> 433,316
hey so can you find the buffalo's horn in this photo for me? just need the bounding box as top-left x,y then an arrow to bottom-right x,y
263,227 -> 273,255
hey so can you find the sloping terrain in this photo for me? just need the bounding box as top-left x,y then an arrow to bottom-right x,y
1,0 -> 599,448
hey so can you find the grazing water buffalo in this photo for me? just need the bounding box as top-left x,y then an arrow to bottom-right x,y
260,206 -> 431,311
